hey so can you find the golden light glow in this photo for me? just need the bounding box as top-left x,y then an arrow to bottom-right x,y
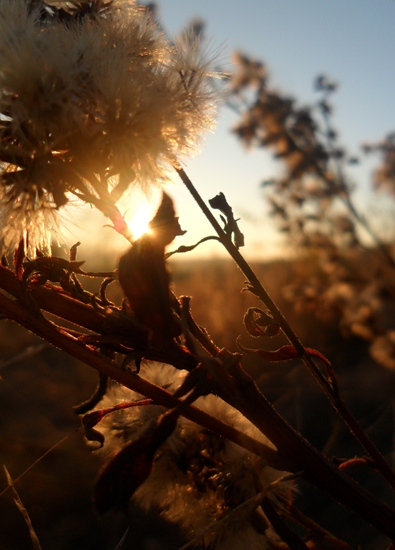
127,208 -> 152,240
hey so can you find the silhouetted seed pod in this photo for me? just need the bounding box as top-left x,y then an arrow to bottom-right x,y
94,410 -> 179,514
118,193 -> 185,342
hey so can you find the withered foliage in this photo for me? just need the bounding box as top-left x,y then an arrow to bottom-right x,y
230,55 -> 358,250
230,52 -> 395,372
1,191 -> 395,548
1,9 -> 395,550
363,133 -> 395,194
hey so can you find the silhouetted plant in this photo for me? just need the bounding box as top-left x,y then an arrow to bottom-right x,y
1,2 -> 395,550
230,52 -> 395,374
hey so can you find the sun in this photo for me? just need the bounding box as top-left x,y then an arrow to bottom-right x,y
121,188 -> 164,241
127,209 -> 152,240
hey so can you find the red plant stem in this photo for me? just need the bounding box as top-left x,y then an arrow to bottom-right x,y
225,364 -> 395,541
175,164 -> 395,493
0,286 -> 279,469
1,273 -> 395,538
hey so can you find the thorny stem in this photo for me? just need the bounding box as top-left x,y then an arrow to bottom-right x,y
0,287 -> 280,469
175,164 -> 395,493
222,363 -> 395,541
0,234 -> 395,538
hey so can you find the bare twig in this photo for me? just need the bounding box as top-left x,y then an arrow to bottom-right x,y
3,465 -> 42,550
175,164 -> 395,494
0,429 -> 80,500
0,284 -> 281,469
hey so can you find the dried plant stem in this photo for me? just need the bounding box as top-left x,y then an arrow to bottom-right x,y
222,364 -> 395,540
284,505 -> 352,549
72,187 -> 133,244
260,496 -> 309,550
59,161 -> 134,244
0,287 -> 279,469
175,164 -> 395,493
0,263 -> 395,537
3,465 -> 42,550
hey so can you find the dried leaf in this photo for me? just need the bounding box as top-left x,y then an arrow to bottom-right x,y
209,192 -> 244,249
69,242 -> 81,261
243,307 -> 280,337
149,192 -> 186,247
237,338 -> 331,369
94,410 -> 178,514
242,282 -> 260,297
22,257 -> 86,285
118,194 -> 183,341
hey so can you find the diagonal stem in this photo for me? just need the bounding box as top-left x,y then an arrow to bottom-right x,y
0,288 -> 280,469
1,259 -> 395,538
175,163 -> 395,493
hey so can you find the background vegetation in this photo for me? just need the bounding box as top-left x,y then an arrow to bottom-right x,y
1,2 -> 395,549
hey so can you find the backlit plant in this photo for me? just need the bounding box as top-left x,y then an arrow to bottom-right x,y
0,2 -> 395,549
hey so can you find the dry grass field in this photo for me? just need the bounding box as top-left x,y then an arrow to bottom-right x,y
0,256 -> 394,549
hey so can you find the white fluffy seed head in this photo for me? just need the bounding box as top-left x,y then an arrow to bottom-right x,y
95,363 -> 291,550
0,0 -> 219,252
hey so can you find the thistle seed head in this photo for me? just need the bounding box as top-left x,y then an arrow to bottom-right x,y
0,0 -> 219,252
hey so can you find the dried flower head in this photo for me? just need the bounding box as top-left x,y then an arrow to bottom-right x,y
0,0 -> 218,252
95,363 -> 291,550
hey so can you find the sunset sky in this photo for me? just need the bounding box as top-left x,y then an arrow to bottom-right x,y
70,0 -> 395,262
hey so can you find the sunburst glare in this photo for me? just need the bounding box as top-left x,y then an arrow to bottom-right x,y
127,209 -> 152,240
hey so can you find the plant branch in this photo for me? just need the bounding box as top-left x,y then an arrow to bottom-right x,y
175,164 -> 395,493
223,361 -> 395,541
1,257 -> 395,539
0,284 -> 281,470
318,97 -> 395,270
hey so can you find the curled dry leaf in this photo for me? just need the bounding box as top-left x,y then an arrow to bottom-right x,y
237,337 -> 331,369
69,242 -> 81,261
22,257 -> 86,285
118,193 -> 184,342
243,307 -> 281,337
209,192 -> 245,249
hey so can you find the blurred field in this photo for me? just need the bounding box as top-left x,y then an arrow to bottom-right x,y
0,257 -> 394,549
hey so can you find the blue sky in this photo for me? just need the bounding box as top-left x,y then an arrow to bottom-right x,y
162,0 -> 395,260
73,1 -> 395,261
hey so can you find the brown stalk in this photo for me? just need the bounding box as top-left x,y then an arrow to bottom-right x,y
222,362 -> 395,540
1,193 -> 395,542
175,163 -> 395,494
317,92 -> 395,271
0,282 -> 280,469
174,164 -> 395,537
1,265 -> 395,537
